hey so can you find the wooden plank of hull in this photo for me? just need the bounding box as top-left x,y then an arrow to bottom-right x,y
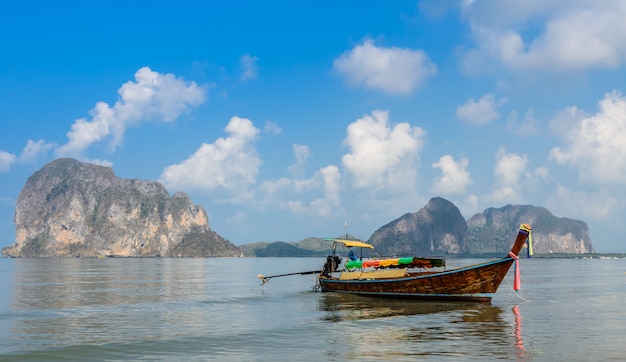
318,257 -> 515,302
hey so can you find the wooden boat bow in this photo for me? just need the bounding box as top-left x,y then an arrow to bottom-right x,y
509,223 -> 532,258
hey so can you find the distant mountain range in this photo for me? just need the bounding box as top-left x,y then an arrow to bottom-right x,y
2,159 -> 595,258
243,197 -> 595,257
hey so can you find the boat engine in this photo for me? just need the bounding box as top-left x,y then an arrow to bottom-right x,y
322,255 -> 342,276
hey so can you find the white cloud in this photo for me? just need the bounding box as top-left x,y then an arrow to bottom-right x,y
226,211 -> 248,225
284,166 -> 342,217
547,183 -> 618,221
548,105 -> 588,136
449,193 -> 480,220
466,194 -> 479,213
507,108 -> 540,135
431,155 -> 472,195
460,1 -> 626,72
19,139 -> 56,163
240,54 -> 259,81
0,139 -> 56,172
456,93 -> 500,125
308,165 -> 342,216
56,67 -> 206,158
0,150 -> 16,172
333,39 -> 437,95
86,159 -> 113,167
258,177 -> 292,197
549,91 -> 626,186
342,109 -> 425,192
533,166 -> 549,181
0,196 -> 15,206
257,165 -> 342,217
292,177 -> 317,193
263,120 -> 282,135
288,144 -> 311,177
490,148 -> 529,202
57,111 -> 110,157
159,116 -> 261,200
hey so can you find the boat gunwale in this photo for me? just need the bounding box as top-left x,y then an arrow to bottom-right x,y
320,256 -> 514,284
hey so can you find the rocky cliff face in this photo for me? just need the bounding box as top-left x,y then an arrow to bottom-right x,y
2,158 -> 240,257
363,198 -> 594,257
367,197 -> 468,256
467,205 -> 594,254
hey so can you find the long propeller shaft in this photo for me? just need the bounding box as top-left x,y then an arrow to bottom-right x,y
257,270 -> 321,285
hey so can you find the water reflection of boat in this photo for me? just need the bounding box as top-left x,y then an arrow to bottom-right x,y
317,293 -> 533,360
318,292 -> 505,323
513,305 -> 527,358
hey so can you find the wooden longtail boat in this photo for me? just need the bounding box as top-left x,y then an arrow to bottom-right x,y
315,224 -> 532,302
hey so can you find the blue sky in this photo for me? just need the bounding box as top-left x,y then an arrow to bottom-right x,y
2,1 -> 626,252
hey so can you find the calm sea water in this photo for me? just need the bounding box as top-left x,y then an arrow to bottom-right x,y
0,256 -> 624,361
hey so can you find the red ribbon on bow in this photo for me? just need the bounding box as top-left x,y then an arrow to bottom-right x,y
509,252 -> 521,291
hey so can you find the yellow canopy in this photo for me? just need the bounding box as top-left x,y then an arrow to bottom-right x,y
327,238 -> 374,249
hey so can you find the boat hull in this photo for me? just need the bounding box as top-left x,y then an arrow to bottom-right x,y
317,257 -> 515,302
